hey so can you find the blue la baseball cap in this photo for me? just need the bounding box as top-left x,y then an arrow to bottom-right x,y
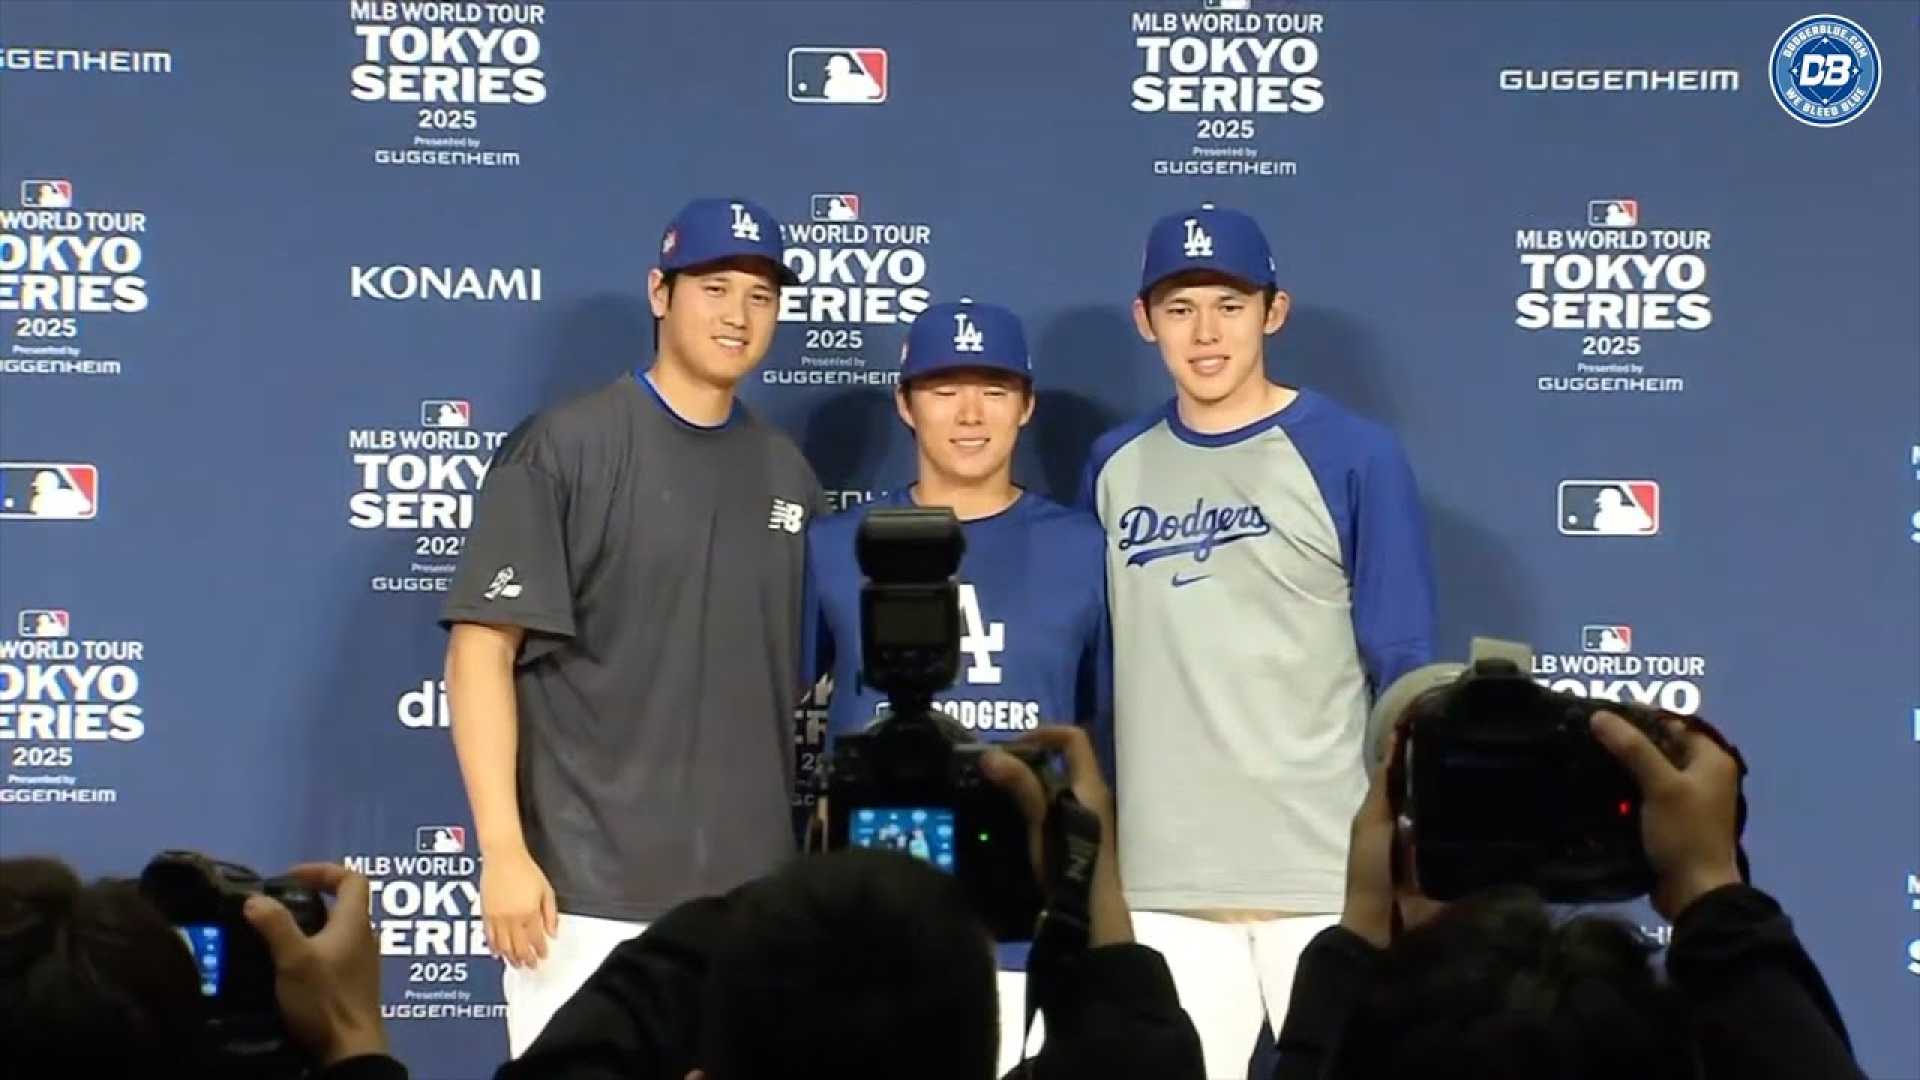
900,298 -> 1032,385
1139,202 -> 1277,296
658,196 -> 799,285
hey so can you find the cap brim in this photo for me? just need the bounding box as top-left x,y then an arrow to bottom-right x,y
669,252 -> 799,287
1141,264 -> 1268,298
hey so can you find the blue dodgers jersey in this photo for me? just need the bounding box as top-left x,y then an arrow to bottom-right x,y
806,489 -> 1111,970
808,489 -> 1110,745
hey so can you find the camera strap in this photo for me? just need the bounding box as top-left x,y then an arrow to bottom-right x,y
1016,787 -> 1103,1073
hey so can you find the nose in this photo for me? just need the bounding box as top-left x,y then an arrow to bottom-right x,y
1194,307 -> 1221,345
955,387 -> 985,424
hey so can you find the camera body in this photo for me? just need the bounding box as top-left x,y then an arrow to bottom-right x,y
138,850 -> 326,1067
824,506 -> 1048,941
1375,639 -> 1685,903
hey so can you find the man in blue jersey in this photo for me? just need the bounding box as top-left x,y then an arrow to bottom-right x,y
1080,204 -> 1436,1078
807,298 -> 1110,1074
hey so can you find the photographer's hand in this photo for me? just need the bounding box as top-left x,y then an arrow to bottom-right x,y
981,725 -> 1132,947
243,862 -> 388,1066
1590,711 -> 1743,920
1340,727 -> 1441,948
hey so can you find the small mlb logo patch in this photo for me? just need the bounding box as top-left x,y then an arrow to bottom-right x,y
788,48 -> 888,104
0,463 -> 98,520
811,193 -> 861,222
416,826 -> 466,853
18,609 -> 71,638
1588,199 -> 1639,228
21,179 -> 73,208
421,399 -> 472,428
1558,480 -> 1659,536
1581,625 -> 1633,653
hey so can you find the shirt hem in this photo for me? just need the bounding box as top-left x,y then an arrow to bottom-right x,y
554,893 -> 680,922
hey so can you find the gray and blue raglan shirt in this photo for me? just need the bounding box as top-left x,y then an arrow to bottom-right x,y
1080,389 -> 1435,913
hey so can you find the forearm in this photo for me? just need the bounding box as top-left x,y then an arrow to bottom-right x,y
446,628 -> 527,856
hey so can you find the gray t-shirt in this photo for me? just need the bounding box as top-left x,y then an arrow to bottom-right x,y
441,374 -> 823,921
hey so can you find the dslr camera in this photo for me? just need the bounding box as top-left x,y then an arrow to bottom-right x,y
824,507 -> 1049,941
1369,638 -> 1687,903
139,850 -> 327,1070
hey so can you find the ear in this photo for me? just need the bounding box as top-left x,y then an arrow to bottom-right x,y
1264,290 -> 1291,335
648,268 -> 672,320
1131,296 -> 1157,343
894,385 -> 916,431
1017,386 -> 1036,428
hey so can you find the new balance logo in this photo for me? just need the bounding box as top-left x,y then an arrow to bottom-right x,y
483,567 -> 523,600
730,203 -> 761,242
769,498 -> 806,533
952,312 -> 984,353
1183,218 -> 1213,258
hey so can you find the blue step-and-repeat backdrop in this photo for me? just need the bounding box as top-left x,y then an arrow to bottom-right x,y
1,2 -> 1915,1076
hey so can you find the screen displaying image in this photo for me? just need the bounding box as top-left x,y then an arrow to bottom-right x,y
177,923 -> 223,996
849,806 -> 956,873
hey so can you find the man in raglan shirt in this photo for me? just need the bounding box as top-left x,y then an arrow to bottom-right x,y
1079,204 -> 1436,1077
439,197 -> 825,1057
807,298 -> 1111,1074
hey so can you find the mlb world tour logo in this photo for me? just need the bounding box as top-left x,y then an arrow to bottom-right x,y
349,1 -> 547,105
779,219 -> 933,326
0,206 -> 149,314
1130,8 -> 1325,113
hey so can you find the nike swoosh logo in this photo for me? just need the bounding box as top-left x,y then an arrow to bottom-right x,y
1170,572 -> 1211,588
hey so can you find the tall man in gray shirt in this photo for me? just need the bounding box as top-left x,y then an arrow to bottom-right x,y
440,197 -> 823,1056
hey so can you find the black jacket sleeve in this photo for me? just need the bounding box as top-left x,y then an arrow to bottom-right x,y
1015,942 -> 1205,1080
1666,884 -> 1867,1080
315,1054 -> 408,1080
1269,925 -> 1382,1080
491,895 -> 733,1080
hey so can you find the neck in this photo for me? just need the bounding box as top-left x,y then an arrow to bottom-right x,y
646,353 -> 735,427
1176,374 -> 1296,435
910,467 -> 1019,521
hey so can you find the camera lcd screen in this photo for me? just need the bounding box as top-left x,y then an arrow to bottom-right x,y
177,923 -> 223,996
849,806 -> 956,873
868,596 -> 953,648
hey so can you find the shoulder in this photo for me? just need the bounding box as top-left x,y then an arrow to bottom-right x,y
1281,390 -> 1408,469
1024,493 -> 1107,552
495,377 -> 636,467
1087,405 -> 1172,477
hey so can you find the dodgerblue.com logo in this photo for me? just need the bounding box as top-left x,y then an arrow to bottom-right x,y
1769,14 -> 1881,127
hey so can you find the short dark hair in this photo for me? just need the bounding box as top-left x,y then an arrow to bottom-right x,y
700,849 -> 998,1080
0,857 -> 206,1077
1328,888 -> 1694,1080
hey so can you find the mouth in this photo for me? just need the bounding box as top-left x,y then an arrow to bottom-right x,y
949,436 -> 991,455
713,335 -> 748,353
1188,354 -> 1229,378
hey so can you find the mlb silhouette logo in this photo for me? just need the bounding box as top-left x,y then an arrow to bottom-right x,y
416,826 -> 467,853
18,609 -> 71,639
1204,0 -> 1252,9
811,193 -> 862,222
788,48 -> 888,104
20,179 -> 73,208
1581,624 -> 1633,653
1587,199 -> 1640,228
1558,480 -> 1660,537
0,463 -> 98,520
420,399 -> 472,428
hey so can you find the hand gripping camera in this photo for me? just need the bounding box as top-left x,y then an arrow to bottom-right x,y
823,507 -> 1050,941
139,850 -> 327,1070
1367,638 -> 1696,904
